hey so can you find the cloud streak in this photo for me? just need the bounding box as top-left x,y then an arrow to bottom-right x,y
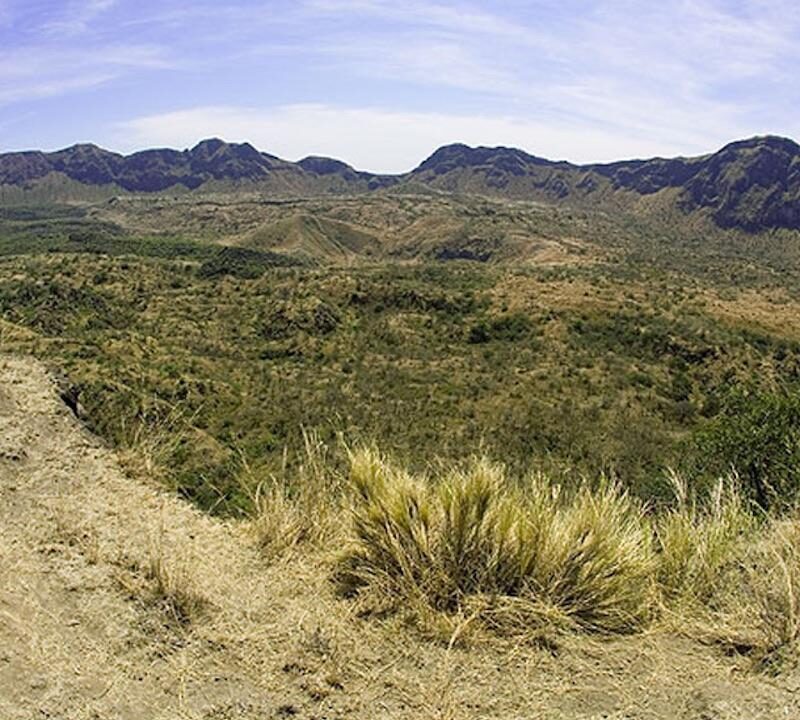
1,0 -> 798,162
42,0 -> 117,35
0,43 -> 173,106
116,103 -> 739,173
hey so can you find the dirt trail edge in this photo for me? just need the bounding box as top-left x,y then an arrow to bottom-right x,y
1,354 -> 798,719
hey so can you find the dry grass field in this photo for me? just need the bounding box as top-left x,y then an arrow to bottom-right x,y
2,355 -> 800,719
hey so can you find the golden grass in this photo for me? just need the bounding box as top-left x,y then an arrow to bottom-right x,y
655,471 -> 758,608
329,449 -> 800,667
692,518 -> 800,669
143,535 -> 210,625
116,400 -> 189,486
336,450 -> 655,634
10,353 -> 800,719
116,509 -> 214,626
238,428 -> 345,558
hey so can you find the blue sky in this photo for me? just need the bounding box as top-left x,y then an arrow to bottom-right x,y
1,0 -> 798,172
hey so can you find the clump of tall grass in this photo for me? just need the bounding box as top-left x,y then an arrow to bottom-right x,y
238,429 -> 345,558
336,449 -> 655,634
742,520 -> 800,667
650,472 -> 800,667
115,511 -> 212,626
654,471 -> 758,609
116,400 -> 189,487
696,518 -> 800,669
144,527 -> 210,625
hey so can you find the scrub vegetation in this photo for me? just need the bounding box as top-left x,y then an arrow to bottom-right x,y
2,193 -> 800,683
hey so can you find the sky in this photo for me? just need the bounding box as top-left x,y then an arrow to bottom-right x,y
0,0 -> 798,173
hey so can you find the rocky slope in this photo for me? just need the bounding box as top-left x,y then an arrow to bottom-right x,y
0,138 -> 394,195
410,136 -> 800,231
1,135 -> 799,231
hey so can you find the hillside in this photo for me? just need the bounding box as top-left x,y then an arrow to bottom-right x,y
3,140 -> 800,719
2,135 -> 799,232
3,355 -> 800,719
409,136 -> 800,231
0,138 -> 395,198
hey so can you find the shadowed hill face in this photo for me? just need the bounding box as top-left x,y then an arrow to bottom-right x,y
409,144 -> 582,199
589,156 -> 706,194
49,144 -> 125,186
298,156 -> 400,191
1,135 -> 799,231
298,156 -> 358,177
409,136 -> 800,231
412,143 -> 552,176
681,137 -> 800,230
0,151 -> 53,184
0,139 -> 304,192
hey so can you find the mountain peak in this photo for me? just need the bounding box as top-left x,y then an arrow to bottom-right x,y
298,156 -> 356,176
190,138 -> 228,155
414,143 -> 550,177
57,142 -> 106,153
1,135 -> 800,232
721,135 -> 800,155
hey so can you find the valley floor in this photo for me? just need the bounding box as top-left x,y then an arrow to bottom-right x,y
1,354 -> 799,719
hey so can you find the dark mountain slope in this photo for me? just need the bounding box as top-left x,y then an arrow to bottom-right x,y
297,155 -> 398,191
0,139 -> 372,194
680,136 -> 800,230
409,143 -> 583,199
1,135 -> 799,232
409,135 -> 800,231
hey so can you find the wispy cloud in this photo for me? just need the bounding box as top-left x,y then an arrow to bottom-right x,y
290,0 -> 799,150
42,0 -> 117,35
0,73 -> 115,106
0,43 -> 173,106
1,0 -> 798,160
303,0 -> 550,45
115,103 -> 733,173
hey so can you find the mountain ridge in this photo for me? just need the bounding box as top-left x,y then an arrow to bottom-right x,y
1,135 -> 799,232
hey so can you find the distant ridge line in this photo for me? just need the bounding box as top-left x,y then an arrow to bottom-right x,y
1,135 -> 798,232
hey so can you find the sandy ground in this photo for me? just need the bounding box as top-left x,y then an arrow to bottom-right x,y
1,354 -> 800,719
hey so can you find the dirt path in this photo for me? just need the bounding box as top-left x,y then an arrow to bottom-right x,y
1,354 -> 799,719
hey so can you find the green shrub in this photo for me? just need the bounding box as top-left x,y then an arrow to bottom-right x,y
468,312 -> 537,344
197,246 -> 299,279
690,387 -> 800,510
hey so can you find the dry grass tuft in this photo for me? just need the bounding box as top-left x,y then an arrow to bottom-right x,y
239,428 -> 345,558
655,472 -> 758,609
143,525 -> 211,625
652,472 -> 800,669
336,449 -> 655,635
696,519 -> 800,669
116,401 -> 188,486
520,475 -> 656,634
112,510 -> 213,626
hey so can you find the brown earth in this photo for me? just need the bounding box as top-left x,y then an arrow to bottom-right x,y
1,355 -> 799,719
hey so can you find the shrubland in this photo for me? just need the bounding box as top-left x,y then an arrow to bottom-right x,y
3,197 -> 800,668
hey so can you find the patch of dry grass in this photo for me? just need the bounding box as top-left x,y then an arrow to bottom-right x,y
108,506 -> 214,627
142,519 -> 212,625
654,472 -> 758,609
238,429 -> 345,558
116,400 -> 188,486
693,518 -> 800,670
336,449 -> 655,635
328,449 -> 800,667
